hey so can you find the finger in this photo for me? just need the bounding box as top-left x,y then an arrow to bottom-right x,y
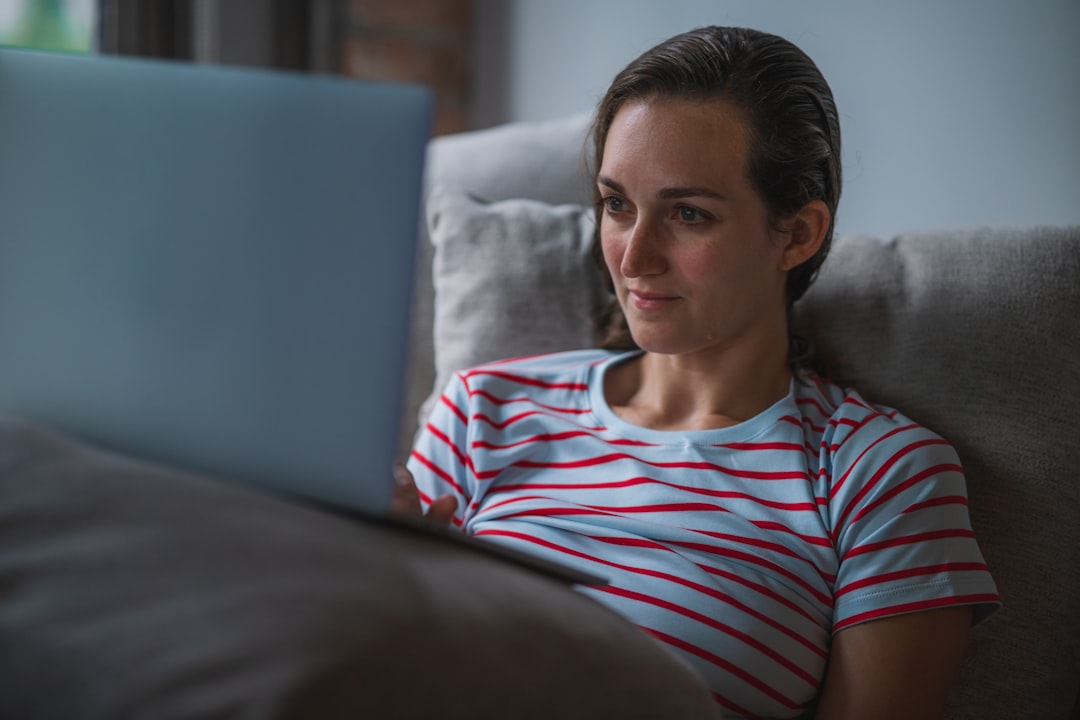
389,462 -> 421,515
426,494 -> 458,525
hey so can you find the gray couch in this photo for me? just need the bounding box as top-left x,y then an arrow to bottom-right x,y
2,112 -> 1077,719
406,114 -> 1080,718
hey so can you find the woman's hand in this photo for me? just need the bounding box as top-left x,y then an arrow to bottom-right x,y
390,462 -> 458,524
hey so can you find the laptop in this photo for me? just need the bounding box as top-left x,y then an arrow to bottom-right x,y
0,48 -> 604,586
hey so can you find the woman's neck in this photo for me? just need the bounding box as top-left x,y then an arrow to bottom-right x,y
605,341 -> 792,432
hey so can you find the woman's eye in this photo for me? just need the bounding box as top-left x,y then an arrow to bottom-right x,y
603,196 -> 626,213
677,205 -> 708,223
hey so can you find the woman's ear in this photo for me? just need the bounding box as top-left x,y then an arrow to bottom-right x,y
779,199 -> 830,271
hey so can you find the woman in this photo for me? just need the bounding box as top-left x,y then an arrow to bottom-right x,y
398,26 -> 999,719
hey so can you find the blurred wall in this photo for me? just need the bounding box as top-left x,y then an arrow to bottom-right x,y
469,0 -> 1080,238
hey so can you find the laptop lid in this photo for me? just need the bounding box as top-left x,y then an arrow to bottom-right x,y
0,48 -> 432,513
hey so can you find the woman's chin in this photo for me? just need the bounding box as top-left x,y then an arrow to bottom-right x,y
627,331 -> 691,356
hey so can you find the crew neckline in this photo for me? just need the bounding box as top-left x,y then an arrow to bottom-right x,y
588,350 -> 798,446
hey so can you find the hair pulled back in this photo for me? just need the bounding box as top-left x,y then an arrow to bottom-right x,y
591,26 -> 842,357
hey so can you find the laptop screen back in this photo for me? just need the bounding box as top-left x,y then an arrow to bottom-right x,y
0,48 -> 432,512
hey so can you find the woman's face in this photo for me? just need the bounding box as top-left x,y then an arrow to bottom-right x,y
598,97 -> 791,359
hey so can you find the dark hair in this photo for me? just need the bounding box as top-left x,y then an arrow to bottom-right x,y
591,26 -> 842,362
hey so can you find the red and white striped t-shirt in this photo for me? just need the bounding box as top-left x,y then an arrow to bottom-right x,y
408,349 -> 1000,718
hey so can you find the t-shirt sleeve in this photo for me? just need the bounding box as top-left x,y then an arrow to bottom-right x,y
406,373 -> 476,529
827,413 -> 1000,632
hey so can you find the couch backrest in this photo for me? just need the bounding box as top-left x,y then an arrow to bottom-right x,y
406,114 -> 1080,718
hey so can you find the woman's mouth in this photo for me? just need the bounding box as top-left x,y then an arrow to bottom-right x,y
628,289 -> 680,311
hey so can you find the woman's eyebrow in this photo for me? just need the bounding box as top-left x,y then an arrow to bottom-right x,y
658,186 -> 727,201
597,175 -> 625,193
597,175 -> 726,201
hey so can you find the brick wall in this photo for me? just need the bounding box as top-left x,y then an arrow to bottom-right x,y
338,0 -> 470,136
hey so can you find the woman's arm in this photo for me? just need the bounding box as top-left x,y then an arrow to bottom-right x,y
814,605 -> 972,719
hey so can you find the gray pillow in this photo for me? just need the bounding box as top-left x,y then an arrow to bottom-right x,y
423,185 -> 606,424
0,414 -> 717,719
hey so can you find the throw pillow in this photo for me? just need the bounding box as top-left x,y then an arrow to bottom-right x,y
422,185 -> 607,425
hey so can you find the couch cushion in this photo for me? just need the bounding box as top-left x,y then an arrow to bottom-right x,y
0,414 -> 718,719
421,186 -> 606,430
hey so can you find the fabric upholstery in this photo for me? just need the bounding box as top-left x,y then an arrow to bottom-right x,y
407,113 -> 1080,718
422,185 -> 605,431
0,414 -> 718,719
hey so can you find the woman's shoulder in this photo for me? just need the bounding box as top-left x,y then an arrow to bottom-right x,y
441,349 -> 628,399
794,372 -> 951,451
457,348 -> 627,381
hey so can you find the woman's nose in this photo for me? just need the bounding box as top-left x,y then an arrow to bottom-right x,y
620,220 -> 667,278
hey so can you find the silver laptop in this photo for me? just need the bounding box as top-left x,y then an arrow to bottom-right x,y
0,48 -> 605,586
0,47 -> 427,513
